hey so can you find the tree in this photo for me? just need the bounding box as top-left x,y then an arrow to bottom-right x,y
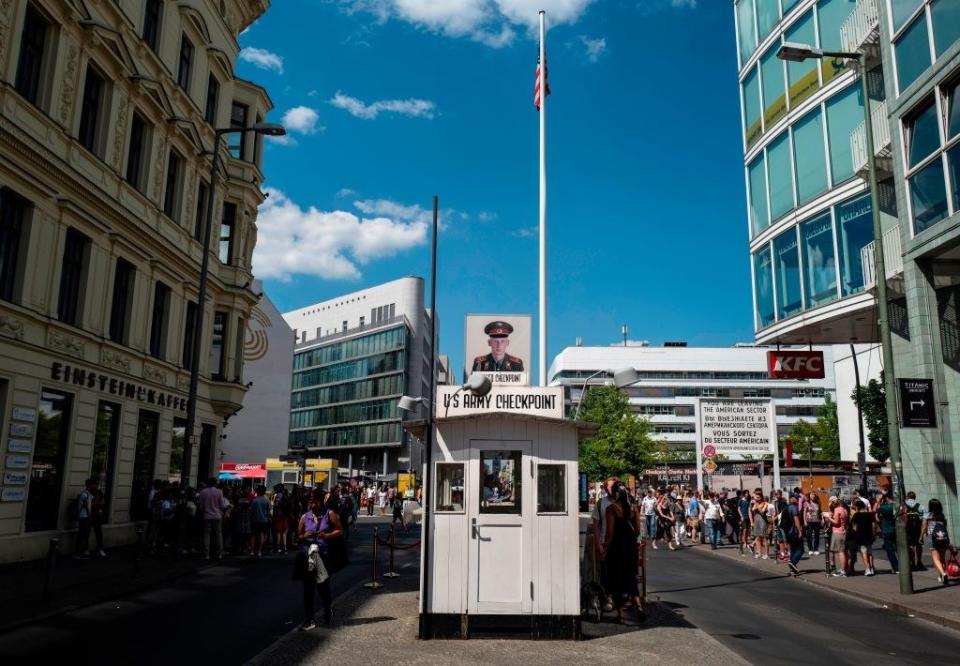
577,385 -> 657,479
852,372 -> 888,463
786,394 -> 840,461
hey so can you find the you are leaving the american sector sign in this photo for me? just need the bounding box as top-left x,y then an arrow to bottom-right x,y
698,399 -> 776,456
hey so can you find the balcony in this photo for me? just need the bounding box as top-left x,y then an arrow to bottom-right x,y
861,224 -> 904,289
851,98 -> 892,178
840,0 -> 880,56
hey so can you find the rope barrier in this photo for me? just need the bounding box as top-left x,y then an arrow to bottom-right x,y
383,525 -> 400,578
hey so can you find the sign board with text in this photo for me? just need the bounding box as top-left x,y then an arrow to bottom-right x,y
899,378 -> 937,428
437,385 -> 563,419
464,314 -> 532,386
696,399 -> 779,493
767,350 -> 825,379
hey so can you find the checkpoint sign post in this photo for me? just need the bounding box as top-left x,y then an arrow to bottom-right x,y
696,399 -> 779,492
899,379 -> 937,429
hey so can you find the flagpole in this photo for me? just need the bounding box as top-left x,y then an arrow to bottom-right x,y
538,9 -> 547,387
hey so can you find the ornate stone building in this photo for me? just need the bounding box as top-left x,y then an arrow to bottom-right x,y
0,0 -> 273,562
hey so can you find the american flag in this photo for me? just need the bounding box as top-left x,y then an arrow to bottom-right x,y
534,53 -> 550,110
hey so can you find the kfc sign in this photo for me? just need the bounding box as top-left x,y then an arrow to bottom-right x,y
767,351 -> 825,379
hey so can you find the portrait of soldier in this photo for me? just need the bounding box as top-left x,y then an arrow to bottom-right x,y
472,320 -> 524,372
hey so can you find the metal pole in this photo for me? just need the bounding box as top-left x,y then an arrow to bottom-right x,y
42,537 -> 59,602
857,56 -> 913,594
364,527 -> 383,589
418,196 -> 439,638
384,524 -> 399,578
573,369 -> 607,420
850,342 -> 868,494
538,10 -> 548,387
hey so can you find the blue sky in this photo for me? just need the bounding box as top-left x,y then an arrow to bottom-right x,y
239,0 -> 752,380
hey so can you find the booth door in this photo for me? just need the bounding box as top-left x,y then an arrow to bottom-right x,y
467,440 -> 532,614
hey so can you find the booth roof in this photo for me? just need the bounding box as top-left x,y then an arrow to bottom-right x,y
401,412 -> 598,440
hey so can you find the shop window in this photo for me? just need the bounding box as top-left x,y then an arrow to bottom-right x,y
754,245 -> 775,328
793,109 -> 828,203
480,450 -> 522,514
92,401 -> 120,522
26,390 -> 72,532
130,410 -> 159,521
774,228 -> 802,319
895,16 -> 932,93
435,463 -> 465,512
537,464 -> 566,514
801,212 -> 838,308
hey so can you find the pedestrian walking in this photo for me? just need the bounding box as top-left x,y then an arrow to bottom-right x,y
685,491 -> 700,545
905,491 -> 926,571
377,486 -> 387,516
737,490 -> 751,554
671,492 -> 686,547
599,484 -> 643,624
655,490 -> 674,550
273,485 -> 290,553
366,485 -> 376,516
198,479 -> 229,560
641,489 -> 657,541
828,497 -> 848,577
751,493 -> 769,559
785,493 -> 804,576
703,493 -> 723,549
803,491 -> 821,555
921,498 -> 952,584
874,488 -> 899,574
250,485 -> 271,557
850,492 -> 876,576
296,492 -> 345,629
75,478 -> 104,559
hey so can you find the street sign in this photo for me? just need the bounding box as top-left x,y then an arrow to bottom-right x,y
767,350 -> 825,379
899,378 -> 937,428
702,444 -> 716,458
703,460 -> 717,473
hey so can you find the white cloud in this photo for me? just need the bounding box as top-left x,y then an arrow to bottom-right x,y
239,47 -> 284,74
282,106 -> 322,134
341,0 -> 593,47
512,225 -> 537,238
252,189 -> 429,281
579,35 -> 607,62
330,92 -> 436,119
336,188 -> 358,198
671,0 -> 697,7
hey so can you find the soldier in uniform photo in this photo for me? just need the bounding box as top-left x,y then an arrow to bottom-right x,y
472,321 -> 524,372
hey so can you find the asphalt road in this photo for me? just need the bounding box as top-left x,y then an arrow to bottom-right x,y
0,516 -> 419,664
645,544 -> 960,665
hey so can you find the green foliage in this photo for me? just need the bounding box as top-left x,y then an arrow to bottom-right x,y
786,394 -> 840,460
851,372 -> 888,463
577,385 -> 657,479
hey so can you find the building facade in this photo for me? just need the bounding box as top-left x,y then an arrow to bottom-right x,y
220,281 -> 293,467
0,0 -> 273,562
548,343 -> 879,462
282,277 -> 435,477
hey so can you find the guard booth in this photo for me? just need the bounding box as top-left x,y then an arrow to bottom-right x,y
405,386 -> 595,639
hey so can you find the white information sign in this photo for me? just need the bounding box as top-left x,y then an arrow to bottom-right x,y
696,399 -> 779,492
5,455 -> 30,470
12,407 -> 37,422
437,386 -> 564,419
3,471 -> 27,485
1,487 -> 26,502
7,439 -> 32,454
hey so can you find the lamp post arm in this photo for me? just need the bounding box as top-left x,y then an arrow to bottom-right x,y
573,369 -> 608,420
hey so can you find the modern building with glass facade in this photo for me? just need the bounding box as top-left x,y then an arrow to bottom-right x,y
282,277 -> 435,477
0,0 -> 274,562
737,0 -> 960,524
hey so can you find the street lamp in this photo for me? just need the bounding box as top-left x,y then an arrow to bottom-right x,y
572,366 -> 640,419
777,43 -> 912,595
179,122 -> 286,495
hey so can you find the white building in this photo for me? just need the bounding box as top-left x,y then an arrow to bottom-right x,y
220,282 -> 294,468
282,277 -> 435,476
548,343 -> 881,462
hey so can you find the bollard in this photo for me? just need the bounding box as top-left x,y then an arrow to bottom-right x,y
363,527 -> 383,589
383,524 -> 399,578
133,526 -> 145,578
42,537 -> 60,602
824,524 -> 832,577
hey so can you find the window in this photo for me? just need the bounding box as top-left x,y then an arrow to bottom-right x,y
26,389 -> 72,532
817,0 -> 856,52
109,258 -> 135,344
435,463 -> 465,512
58,227 -> 89,326
195,182 -> 208,241
149,281 -> 170,359
826,85 -> 864,185
755,0 -> 779,40
761,44 -> 786,128
736,0 -> 757,65
218,202 -> 236,264
537,464 -> 566,514
743,66 -> 762,147
754,245 -> 775,328
163,150 -> 182,220
253,114 -> 263,164
767,132 -> 794,221
182,301 -> 197,368
931,0 -> 960,56
359,316 -> 366,327
949,79 -> 960,139
92,401 -> 120,523
126,112 -> 148,191
793,109 -> 828,203
342,320 -> 348,332
177,34 -> 193,91
210,311 -> 227,380
229,103 -> 248,159
78,64 -> 105,154
802,212 -> 838,307
911,160 -> 949,232
907,99 -> 941,168
774,226 -> 802,319
130,410 -> 158,521
950,144 -> 960,212
785,10 -> 819,109
0,188 -> 28,303
170,418 -> 186,483
895,16 -> 932,93
748,154 -> 769,235
480,450 -> 521,514
836,193 -> 873,295
234,317 -> 244,380
205,75 -> 220,125
14,4 -> 49,106
892,0 -> 924,31
142,0 -> 161,52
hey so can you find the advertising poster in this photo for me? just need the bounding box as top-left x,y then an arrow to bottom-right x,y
464,314 -> 532,386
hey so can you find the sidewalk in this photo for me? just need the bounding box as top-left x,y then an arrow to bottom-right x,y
687,540 -> 960,631
0,544 -> 223,633
250,571 -> 750,666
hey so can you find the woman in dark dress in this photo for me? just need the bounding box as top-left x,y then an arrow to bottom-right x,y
600,484 -> 643,623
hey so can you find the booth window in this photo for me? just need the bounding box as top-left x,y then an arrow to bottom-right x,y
435,463 -> 465,513
537,464 -> 566,514
480,450 -> 521,514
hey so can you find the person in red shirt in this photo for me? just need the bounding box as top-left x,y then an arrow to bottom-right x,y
828,497 -> 849,577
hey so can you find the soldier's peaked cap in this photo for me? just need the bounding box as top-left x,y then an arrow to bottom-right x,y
484,321 -> 513,337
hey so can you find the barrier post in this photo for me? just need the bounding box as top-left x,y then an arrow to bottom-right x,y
42,537 -> 60,602
383,524 -> 399,578
133,526 -> 145,578
364,527 -> 383,589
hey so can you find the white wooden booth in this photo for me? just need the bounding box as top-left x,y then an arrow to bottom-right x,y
407,386 -> 595,639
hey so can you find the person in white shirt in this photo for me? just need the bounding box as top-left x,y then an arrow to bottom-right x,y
703,492 -> 724,550
366,485 -> 376,516
641,489 -> 658,541
377,487 -> 388,515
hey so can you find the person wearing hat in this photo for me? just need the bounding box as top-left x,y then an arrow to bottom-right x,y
473,320 -> 524,372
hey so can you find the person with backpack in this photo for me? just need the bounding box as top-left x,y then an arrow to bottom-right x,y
921,498 -> 953,584
850,493 -> 876,576
905,491 -> 926,571
75,477 -> 104,559
874,488 -> 899,574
